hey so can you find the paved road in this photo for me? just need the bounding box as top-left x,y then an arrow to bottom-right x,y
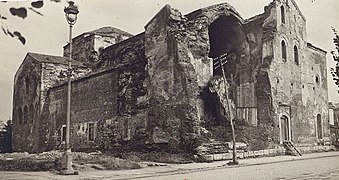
141,156 -> 339,180
1,152 -> 339,180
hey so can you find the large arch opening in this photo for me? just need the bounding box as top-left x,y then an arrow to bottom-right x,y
208,15 -> 247,79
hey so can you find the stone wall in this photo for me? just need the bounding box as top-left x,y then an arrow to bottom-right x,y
12,56 -> 41,152
12,0 -> 330,153
63,27 -> 133,67
300,44 -> 329,144
40,34 -> 148,152
44,70 -> 119,150
257,0 -> 329,146
145,5 -> 202,151
12,53 -> 90,152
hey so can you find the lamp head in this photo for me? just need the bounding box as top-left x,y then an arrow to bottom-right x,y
64,1 -> 79,25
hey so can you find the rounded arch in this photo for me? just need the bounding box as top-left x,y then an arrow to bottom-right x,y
208,14 -> 249,78
203,3 -> 244,26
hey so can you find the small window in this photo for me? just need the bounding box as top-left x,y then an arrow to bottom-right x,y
281,6 -> 285,24
294,46 -> 299,65
18,107 -> 23,125
281,40 -> 287,62
315,75 -> 320,84
61,125 -> 66,143
88,123 -> 95,141
123,119 -> 130,140
23,106 -> 28,124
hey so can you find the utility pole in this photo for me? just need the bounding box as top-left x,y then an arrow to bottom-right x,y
213,53 -> 238,165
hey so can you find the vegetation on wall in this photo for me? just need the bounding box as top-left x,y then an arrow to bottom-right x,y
330,27 -> 339,92
0,120 -> 12,153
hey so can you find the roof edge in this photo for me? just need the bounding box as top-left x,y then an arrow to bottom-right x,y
307,42 -> 327,54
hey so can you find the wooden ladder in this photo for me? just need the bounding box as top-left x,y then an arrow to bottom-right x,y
283,141 -> 302,156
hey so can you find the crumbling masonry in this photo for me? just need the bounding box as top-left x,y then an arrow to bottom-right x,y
12,0 -> 329,153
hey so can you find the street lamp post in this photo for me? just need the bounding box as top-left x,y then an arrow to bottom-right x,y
60,1 -> 79,175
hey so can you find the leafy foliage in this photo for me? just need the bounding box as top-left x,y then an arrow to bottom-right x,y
9,7 -> 27,19
330,27 -> 339,91
1,0 -> 60,45
0,120 -> 12,153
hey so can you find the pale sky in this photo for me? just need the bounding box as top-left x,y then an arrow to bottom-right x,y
0,0 -> 338,122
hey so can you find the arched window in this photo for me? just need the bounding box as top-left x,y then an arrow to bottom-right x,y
18,107 -> 23,125
294,46 -> 299,65
281,40 -> 287,62
281,6 -> 285,24
24,106 -> 28,124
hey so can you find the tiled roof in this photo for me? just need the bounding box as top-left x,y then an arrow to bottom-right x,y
27,52 -> 86,67
85,26 -> 133,37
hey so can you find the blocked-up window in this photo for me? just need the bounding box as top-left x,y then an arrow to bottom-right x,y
30,104 -> 34,123
23,106 -> 28,124
88,123 -> 95,141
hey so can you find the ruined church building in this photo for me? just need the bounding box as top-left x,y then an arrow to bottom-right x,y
13,0 -> 329,153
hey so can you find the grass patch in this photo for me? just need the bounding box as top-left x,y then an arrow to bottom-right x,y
73,153 -> 140,170
0,151 -> 141,171
119,151 -> 194,164
0,158 -> 56,171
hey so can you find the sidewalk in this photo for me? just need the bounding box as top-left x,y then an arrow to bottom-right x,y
2,151 -> 339,180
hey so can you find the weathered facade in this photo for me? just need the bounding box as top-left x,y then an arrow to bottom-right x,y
329,102 -> 339,146
13,0 -> 329,153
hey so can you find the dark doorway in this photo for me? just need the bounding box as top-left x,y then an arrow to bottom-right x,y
317,114 -> 323,139
200,87 -> 225,126
281,115 -> 289,141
